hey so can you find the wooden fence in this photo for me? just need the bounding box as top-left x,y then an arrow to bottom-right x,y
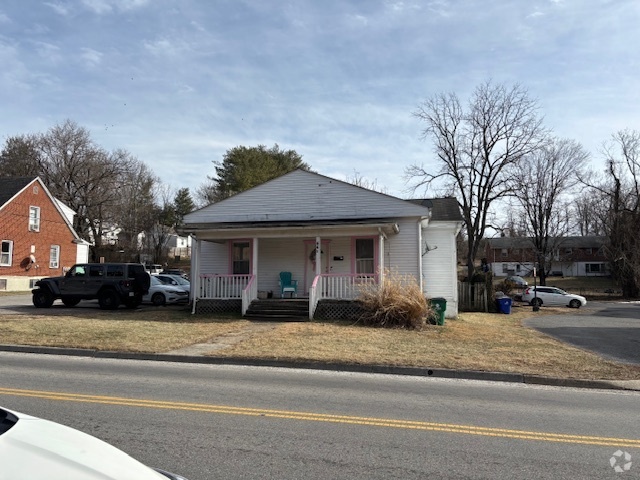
458,281 -> 489,312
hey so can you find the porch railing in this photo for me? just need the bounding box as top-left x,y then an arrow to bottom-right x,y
309,273 -> 378,319
199,274 -> 256,315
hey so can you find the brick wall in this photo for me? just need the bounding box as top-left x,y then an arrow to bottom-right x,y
0,180 -> 78,277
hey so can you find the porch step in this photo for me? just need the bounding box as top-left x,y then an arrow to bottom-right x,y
244,299 -> 309,321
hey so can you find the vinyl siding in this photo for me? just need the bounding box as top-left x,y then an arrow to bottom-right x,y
422,223 -> 459,316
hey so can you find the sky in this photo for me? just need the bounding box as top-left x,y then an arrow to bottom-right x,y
1,0 -> 638,200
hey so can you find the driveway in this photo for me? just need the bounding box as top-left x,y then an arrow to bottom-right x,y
0,293 -> 34,314
524,301 -> 640,365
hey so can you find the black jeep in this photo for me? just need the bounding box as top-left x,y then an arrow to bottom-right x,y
32,263 -> 151,310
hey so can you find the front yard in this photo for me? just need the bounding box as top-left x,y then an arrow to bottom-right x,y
1,303 -> 638,381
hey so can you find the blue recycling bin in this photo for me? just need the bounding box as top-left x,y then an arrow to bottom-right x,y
497,297 -> 512,314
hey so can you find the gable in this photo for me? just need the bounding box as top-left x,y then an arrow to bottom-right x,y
0,176 -> 82,241
184,169 -> 432,225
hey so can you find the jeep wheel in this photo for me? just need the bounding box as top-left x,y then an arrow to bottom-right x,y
33,289 -> 54,308
151,292 -> 166,306
61,296 -> 81,307
98,289 -> 121,310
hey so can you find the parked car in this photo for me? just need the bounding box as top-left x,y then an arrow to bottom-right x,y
155,274 -> 191,294
32,263 -> 150,310
0,406 -> 188,479
143,276 -> 189,306
521,286 -> 587,308
505,275 -> 528,287
161,268 -> 189,279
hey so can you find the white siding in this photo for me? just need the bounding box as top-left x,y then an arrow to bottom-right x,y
200,241 -> 229,274
386,219 -> 421,279
258,238 -> 307,295
184,170 -> 430,224
75,243 -> 89,264
422,223 -> 459,317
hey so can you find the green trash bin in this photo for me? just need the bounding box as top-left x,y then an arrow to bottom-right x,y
431,297 -> 447,325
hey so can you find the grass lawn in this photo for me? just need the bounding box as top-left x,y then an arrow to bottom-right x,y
1,304 -> 638,381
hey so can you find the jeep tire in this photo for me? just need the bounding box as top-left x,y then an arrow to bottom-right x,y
33,289 -> 54,308
98,289 -> 121,310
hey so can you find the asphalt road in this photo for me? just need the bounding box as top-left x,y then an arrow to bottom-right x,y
524,301 -> 640,365
1,352 -> 639,479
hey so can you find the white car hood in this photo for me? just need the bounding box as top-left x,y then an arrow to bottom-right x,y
0,410 -> 166,480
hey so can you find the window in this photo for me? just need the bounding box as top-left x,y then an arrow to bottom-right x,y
69,265 -> 86,277
501,249 -> 508,258
232,241 -> 251,274
1,240 -> 13,266
89,265 -> 104,277
586,263 -> 602,273
354,238 -> 375,274
565,248 -> 573,254
107,265 -> 125,277
49,245 -> 60,268
585,248 -> 593,255
29,206 -> 40,232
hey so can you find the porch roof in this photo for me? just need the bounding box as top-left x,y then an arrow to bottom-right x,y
180,218 -> 403,239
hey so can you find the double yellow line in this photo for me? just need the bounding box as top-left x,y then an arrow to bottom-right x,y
2,387 -> 639,448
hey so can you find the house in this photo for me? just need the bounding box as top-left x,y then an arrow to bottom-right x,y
485,236 -> 608,277
0,177 -> 91,291
179,169 -> 463,319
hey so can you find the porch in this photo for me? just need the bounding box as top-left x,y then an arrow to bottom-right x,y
192,273 -> 378,319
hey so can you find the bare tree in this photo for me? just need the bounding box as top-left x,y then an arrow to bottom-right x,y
112,161 -> 159,260
406,81 -> 547,279
0,134 -> 42,177
597,130 -> 640,297
511,138 -> 589,284
574,190 -> 608,236
346,170 -> 389,194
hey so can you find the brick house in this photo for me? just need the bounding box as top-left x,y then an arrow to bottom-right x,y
0,177 -> 90,291
485,236 -> 608,277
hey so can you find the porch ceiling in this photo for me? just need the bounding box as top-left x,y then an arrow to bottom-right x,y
181,219 -> 404,240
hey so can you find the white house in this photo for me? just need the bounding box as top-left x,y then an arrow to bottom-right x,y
180,170 -> 463,319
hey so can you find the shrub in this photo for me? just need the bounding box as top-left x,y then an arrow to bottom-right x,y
356,270 -> 433,329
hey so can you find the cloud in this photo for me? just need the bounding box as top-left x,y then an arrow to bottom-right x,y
80,0 -> 113,14
0,11 -> 10,23
144,37 -> 192,57
80,0 -> 150,14
44,2 -> 71,16
81,47 -> 103,67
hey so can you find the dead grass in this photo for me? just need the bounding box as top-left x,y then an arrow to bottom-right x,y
1,304 -> 639,380
213,307 -> 640,380
0,308 -> 248,352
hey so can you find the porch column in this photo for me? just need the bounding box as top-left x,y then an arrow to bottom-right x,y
252,237 -> 258,276
315,236 -> 321,276
191,236 -> 201,314
378,232 -> 385,284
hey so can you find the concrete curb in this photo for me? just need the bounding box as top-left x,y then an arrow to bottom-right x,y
1,344 -> 638,391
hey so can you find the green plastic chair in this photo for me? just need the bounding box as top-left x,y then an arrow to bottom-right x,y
279,271 -> 298,298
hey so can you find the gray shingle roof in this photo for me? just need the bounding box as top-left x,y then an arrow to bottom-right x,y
0,177 -> 35,208
407,197 -> 463,222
